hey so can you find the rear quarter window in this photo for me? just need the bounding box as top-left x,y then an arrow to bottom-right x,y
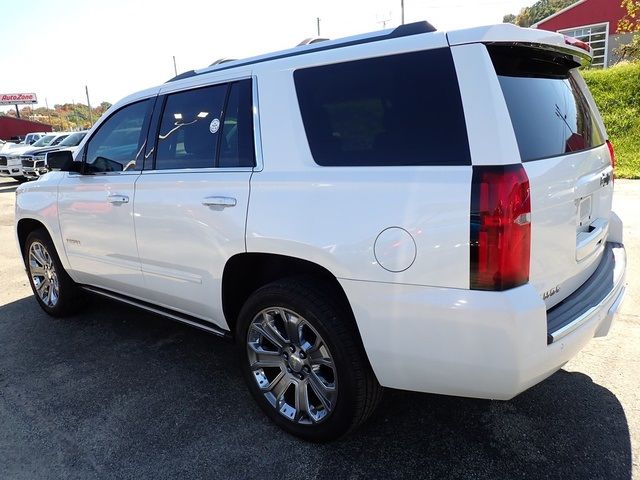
294,48 -> 471,167
488,45 -> 605,162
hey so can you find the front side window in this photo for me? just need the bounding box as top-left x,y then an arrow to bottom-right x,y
51,135 -> 69,146
85,100 -> 150,173
294,48 -> 471,167
59,132 -> 87,147
155,85 -> 227,170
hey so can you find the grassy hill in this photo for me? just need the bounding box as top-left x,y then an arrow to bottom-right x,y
583,61 -> 640,179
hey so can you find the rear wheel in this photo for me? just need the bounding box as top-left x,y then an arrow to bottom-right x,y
237,277 -> 382,442
24,228 -> 84,317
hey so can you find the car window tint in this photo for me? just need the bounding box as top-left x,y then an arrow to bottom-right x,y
59,132 -> 86,147
219,79 -> 255,168
488,45 -> 605,162
33,135 -> 54,147
155,85 -> 227,170
294,48 -> 471,166
51,135 -> 68,146
85,100 -> 150,173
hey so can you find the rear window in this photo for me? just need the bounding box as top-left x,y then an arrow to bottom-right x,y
294,48 -> 471,167
489,45 -> 605,162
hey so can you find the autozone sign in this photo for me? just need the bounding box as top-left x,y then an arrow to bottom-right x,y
0,93 -> 38,105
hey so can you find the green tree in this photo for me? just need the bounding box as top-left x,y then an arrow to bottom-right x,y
503,0 -> 576,28
615,0 -> 640,61
13,101 -> 113,130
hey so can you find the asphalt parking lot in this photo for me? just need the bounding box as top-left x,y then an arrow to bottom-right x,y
0,176 -> 638,480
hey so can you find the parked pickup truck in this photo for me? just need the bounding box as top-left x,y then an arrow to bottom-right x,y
21,131 -> 87,180
0,132 -> 69,180
15,22 -> 626,441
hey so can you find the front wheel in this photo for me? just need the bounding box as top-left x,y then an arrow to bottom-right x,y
24,228 -> 85,317
237,277 -> 382,442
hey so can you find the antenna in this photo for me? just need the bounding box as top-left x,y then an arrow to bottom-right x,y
376,11 -> 392,29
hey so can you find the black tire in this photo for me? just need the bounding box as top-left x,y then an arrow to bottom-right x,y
236,277 -> 383,442
24,228 -> 85,317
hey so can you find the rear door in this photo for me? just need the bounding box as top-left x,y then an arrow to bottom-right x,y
133,78 -> 255,327
486,44 -> 613,308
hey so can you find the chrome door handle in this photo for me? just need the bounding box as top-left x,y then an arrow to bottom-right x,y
202,196 -> 237,208
107,194 -> 129,204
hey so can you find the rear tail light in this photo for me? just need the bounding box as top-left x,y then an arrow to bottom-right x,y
470,164 -> 531,291
606,139 -> 616,182
564,35 -> 591,53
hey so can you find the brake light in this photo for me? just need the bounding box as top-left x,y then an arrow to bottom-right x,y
470,164 -> 531,291
564,35 -> 591,53
606,139 -> 616,182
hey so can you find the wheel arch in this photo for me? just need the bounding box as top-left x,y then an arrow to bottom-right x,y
222,253 -> 358,339
17,218 -> 55,265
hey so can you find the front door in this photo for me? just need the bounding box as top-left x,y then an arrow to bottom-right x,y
58,98 -> 154,296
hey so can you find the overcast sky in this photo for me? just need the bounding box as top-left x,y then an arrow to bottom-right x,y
0,0 -> 533,111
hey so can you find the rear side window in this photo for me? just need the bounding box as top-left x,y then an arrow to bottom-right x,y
156,85 -> 227,170
219,80 -> 255,168
294,48 -> 471,166
489,45 -> 605,162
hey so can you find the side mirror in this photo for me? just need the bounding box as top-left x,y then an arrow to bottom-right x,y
47,150 -> 82,173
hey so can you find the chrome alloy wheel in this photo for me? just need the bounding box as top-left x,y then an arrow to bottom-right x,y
247,307 -> 338,424
28,241 -> 60,307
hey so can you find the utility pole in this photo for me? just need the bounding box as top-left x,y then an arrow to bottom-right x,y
173,56 -> 178,76
401,0 -> 405,24
14,105 -> 20,119
317,17 -> 321,36
85,85 -> 93,127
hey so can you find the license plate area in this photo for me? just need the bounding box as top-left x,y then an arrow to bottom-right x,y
577,196 -> 592,233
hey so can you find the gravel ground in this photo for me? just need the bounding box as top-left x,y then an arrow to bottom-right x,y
0,176 -> 638,480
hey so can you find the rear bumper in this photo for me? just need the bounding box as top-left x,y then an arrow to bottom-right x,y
340,242 -> 626,400
547,242 -> 625,343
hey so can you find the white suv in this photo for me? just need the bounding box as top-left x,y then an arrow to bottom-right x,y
14,22 -> 626,441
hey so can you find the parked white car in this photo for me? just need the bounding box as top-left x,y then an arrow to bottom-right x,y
14,22 -> 626,441
1,132 -> 69,180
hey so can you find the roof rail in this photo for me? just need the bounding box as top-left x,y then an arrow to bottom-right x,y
209,58 -> 237,66
165,20 -> 437,83
167,69 -> 198,82
297,37 -> 330,46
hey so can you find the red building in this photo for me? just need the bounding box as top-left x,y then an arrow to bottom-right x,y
0,116 -> 52,141
533,0 -> 631,68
